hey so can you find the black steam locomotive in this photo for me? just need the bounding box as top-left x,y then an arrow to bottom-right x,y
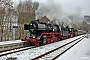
22,20 -> 78,46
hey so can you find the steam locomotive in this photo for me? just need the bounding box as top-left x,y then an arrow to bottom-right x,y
21,20 -> 78,47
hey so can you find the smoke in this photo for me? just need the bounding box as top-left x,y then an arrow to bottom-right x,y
35,0 -> 63,22
35,0 -> 84,27
67,7 -> 83,23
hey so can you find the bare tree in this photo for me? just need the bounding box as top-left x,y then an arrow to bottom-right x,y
0,0 -> 14,41
71,20 -> 90,31
80,21 -> 90,31
16,0 -> 39,39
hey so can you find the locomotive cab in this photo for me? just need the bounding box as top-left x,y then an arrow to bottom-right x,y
69,28 -> 77,37
60,26 -> 70,39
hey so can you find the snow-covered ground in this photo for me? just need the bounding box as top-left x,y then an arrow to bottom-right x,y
56,35 -> 90,60
0,40 -> 22,45
0,35 -> 85,60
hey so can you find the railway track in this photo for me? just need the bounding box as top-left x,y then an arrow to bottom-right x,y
31,35 -> 86,60
0,46 -> 24,53
0,35 -> 86,59
0,46 -> 35,57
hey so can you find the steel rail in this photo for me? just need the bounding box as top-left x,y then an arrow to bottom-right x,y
0,46 -> 24,53
52,36 -> 85,60
0,46 -> 35,57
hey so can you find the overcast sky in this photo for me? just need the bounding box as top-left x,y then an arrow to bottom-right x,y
13,0 -> 90,15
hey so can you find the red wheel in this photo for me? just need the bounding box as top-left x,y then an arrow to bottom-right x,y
35,42 -> 40,47
47,39 -> 50,44
41,35 -> 48,45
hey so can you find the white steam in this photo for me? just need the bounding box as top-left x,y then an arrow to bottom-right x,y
35,0 -> 63,21
67,7 -> 83,23
35,0 -> 84,27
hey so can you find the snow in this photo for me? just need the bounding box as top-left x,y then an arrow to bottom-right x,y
0,35 -> 85,60
0,40 -> 22,45
39,37 -> 84,60
56,35 -> 90,60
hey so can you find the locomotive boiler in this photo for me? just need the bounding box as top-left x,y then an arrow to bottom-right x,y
24,20 -> 54,33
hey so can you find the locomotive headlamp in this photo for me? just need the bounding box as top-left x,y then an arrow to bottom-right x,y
33,35 -> 36,38
53,29 -> 55,31
30,23 -> 32,25
33,36 -> 35,38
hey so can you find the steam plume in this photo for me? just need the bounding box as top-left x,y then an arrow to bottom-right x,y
35,0 -> 63,21
35,0 -> 84,27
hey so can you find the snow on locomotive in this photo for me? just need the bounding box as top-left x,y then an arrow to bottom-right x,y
21,19 -> 77,47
